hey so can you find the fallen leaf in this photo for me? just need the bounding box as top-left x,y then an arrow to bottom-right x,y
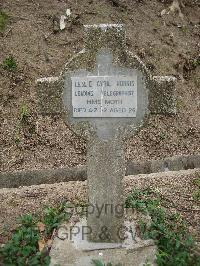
38,239 -> 46,252
37,222 -> 45,232
47,239 -> 53,247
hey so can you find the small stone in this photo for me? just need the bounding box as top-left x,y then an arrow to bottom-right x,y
60,15 -> 67,30
66,9 -> 71,17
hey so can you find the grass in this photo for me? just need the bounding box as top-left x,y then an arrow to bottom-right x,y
0,202 -> 69,266
2,56 -> 17,71
193,58 -> 200,67
14,104 -> 38,144
193,176 -> 200,201
20,104 -> 29,124
125,188 -> 200,266
14,104 -> 30,144
0,9 -> 8,32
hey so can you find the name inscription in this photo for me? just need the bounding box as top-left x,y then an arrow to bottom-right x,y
71,76 -> 137,118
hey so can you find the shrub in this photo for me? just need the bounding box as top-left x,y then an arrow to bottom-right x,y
2,56 -> 17,71
125,188 -> 200,266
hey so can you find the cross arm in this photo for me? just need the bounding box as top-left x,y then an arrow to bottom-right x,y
36,76 -> 64,115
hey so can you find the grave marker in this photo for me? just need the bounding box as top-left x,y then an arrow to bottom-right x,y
37,24 -> 176,259
62,40 -> 149,242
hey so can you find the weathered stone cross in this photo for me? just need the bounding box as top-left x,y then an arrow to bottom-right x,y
37,24 -> 176,243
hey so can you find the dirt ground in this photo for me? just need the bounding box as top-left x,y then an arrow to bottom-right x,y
0,169 -> 199,245
0,0 -> 199,173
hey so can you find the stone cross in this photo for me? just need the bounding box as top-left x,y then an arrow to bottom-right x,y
36,24 -> 176,243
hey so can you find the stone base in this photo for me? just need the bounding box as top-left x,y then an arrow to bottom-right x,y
50,218 -> 157,266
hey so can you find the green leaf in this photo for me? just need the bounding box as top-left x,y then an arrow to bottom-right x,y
92,259 -> 105,266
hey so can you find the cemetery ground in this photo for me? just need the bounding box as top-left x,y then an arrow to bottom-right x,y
0,170 -> 200,265
0,0 -> 200,265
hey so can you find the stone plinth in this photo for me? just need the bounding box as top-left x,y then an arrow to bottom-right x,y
50,218 -> 157,266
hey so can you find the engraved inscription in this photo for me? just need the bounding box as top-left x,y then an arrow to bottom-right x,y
72,76 -> 137,118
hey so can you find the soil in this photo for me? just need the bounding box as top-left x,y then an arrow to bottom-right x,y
0,169 -> 199,245
0,0 -> 200,173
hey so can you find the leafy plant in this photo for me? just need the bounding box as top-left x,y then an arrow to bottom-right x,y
125,188 -> 200,266
193,58 -> 200,67
193,177 -> 200,187
2,56 -> 17,71
193,190 -> 200,201
0,203 -> 69,266
0,214 -> 50,266
92,259 -> 108,266
125,188 -> 160,215
193,177 -> 200,201
159,132 -> 166,140
43,202 -> 69,237
0,10 -> 8,32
